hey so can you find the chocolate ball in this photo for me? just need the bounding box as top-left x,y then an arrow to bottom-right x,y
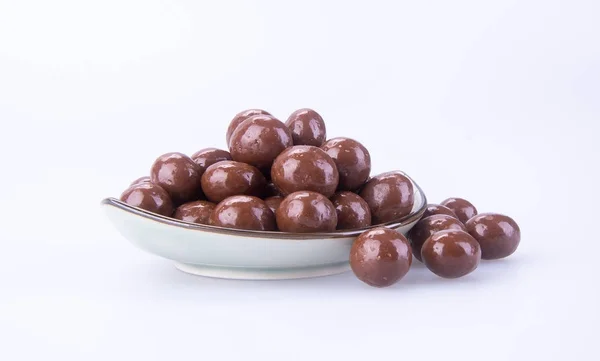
422,204 -> 459,220
350,227 -> 412,288
209,195 -> 276,231
150,152 -> 203,204
226,108 -> 271,147
275,191 -> 337,233
330,191 -> 372,230
264,196 -> 283,215
407,215 -> 466,262
271,145 -> 339,197
264,182 -> 282,197
321,137 -> 371,191
130,176 -> 151,186
191,148 -> 232,174
201,161 -> 266,203
120,183 -> 173,217
421,229 -> 481,278
229,114 -> 293,170
465,213 -> 521,260
441,197 -> 478,224
173,200 -> 216,225
359,171 -> 415,224
285,108 -> 327,146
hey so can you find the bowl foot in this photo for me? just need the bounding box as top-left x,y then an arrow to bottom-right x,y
173,261 -> 351,280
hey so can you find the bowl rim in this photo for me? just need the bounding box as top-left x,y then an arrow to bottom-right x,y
101,171 -> 427,240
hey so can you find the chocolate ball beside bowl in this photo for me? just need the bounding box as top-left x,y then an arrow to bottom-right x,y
201,160 -> 266,203
285,108 -> 327,146
275,191 -> 337,233
441,197 -> 478,224
422,204 -> 459,220
173,200 -> 216,225
330,191 -> 371,230
191,148 -> 232,174
225,108 -> 272,147
321,137 -> 371,191
465,213 -> 521,260
407,214 -> 466,262
120,182 -> 174,217
421,229 -> 481,279
359,171 -> 414,225
210,195 -> 276,231
229,114 -> 293,170
130,176 -> 151,186
271,145 -> 339,197
150,152 -> 203,205
350,227 -> 412,288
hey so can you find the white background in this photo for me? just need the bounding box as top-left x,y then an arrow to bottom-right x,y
1,0 -> 599,360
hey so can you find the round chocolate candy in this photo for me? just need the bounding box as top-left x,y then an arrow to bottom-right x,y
421,229 -> 481,278
321,137 -> 371,191
209,195 -> 276,231
130,176 -> 151,186
229,114 -> 293,170
191,148 -> 232,174
120,183 -> 174,216
330,191 -> 371,230
226,108 -> 271,147
359,171 -> 414,224
264,196 -> 283,215
271,145 -> 339,197
350,227 -> 412,288
275,191 -> 337,233
285,108 -> 327,146
150,152 -> 203,204
422,204 -> 459,220
201,161 -> 266,203
465,213 -> 520,260
407,215 -> 466,262
173,200 -> 216,225
441,197 -> 478,224
264,182 -> 282,197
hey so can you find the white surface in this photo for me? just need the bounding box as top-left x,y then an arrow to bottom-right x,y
0,0 -> 598,360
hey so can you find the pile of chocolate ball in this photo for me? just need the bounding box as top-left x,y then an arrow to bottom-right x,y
119,108 -> 520,288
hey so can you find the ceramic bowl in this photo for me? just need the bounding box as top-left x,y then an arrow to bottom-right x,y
102,171 -> 427,280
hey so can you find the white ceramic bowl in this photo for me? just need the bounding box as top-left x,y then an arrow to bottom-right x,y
102,171 -> 427,280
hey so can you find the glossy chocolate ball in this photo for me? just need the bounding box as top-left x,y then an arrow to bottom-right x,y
226,108 -> 271,146
130,176 -> 151,186
201,161 -> 266,203
441,197 -> 478,224
275,191 -> 337,233
264,196 -> 283,215
271,145 -> 339,197
120,183 -> 174,216
321,137 -> 371,191
359,171 -> 414,224
465,213 -> 521,260
191,148 -> 232,174
264,182 -> 282,197
209,195 -> 276,231
229,114 -> 293,170
330,191 -> 372,230
408,215 -> 466,262
150,152 -> 203,204
421,229 -> 481,278
173,200 -> 216,225
350,227 -> 412,288
422,204 -> 459,220
285,108 -> 327,146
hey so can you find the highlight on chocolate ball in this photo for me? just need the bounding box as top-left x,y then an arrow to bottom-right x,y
102,107 -> 521,285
